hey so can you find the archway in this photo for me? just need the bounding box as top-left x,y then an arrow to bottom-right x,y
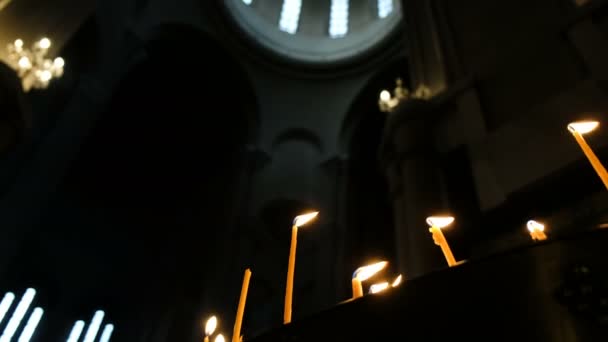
42,23 -> 259,341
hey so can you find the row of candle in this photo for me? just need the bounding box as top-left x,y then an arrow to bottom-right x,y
202,120 -> 607,341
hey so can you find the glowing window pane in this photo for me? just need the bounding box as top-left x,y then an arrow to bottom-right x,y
279,0 -> 302,34
66,321 -> 85,342
17,307 -> 43,342
0,288 -> 36,342
82,311 -> 105,342
329,0 -> 349,38
0,293 -> 15,326
378,0 -> 393,18
99,324 -> 114,342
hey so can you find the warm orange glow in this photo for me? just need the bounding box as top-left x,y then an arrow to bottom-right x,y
353,261 -> 388,281
293,212 -> 319,227
369,282 -> 390,294
215,334 -> 225,342
526,220 -> 545,233
568,121 -> 599,135
426,216 -> 455,229
527,220 -> 547,241
391,274 -> 403,287
205,316 -> 217,336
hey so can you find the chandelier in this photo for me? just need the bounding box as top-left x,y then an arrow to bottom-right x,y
6,37 -> 65,91
378,78 -> 431,112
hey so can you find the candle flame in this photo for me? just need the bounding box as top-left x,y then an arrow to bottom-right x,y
215,334 -> 225,342
369,282 -> 390,294
205,316 -> 217,336
392,274 -> 403,287
526,220 -> 545,233
353,261 -> 388,281
568,121 -> 599,135
426,216 -> 455,229
293,211 -> 319,227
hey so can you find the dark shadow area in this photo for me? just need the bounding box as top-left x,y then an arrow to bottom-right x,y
6,24 -> 258,341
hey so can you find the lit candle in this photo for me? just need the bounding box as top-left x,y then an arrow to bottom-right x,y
204,316 -> 217,342
527,220 -> 547,241
233,269 -> 251,342
284,211 -> 319,324
215,334 -> 225,342
391,274 -> 403,287
568,121 -> 608,189
426,216 -> 457,267
351,261 -> 388,299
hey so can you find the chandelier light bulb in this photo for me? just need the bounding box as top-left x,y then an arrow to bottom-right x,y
53,57 -> 65,68
380,90 -> 391,102
38,38 -> 51,49
39,70 -> 52,82
17,57 -> 31,70
6,37 -> 65,90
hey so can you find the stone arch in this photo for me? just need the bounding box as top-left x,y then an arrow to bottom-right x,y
271,127 -> 324,155
56,23 -> 260,341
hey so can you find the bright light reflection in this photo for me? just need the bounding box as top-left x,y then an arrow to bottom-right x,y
0,293 -> 15,326
0,288 -> 36,342
66,320 -> 85,342
82,310 -> 105,342
17,307 -> 43,342
242,0 -> 252,4
99,324 -> 114,342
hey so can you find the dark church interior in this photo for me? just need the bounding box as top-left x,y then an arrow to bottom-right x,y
1,0 -> 608,341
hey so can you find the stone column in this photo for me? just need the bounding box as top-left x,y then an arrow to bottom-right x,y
381,99 -> 450,278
